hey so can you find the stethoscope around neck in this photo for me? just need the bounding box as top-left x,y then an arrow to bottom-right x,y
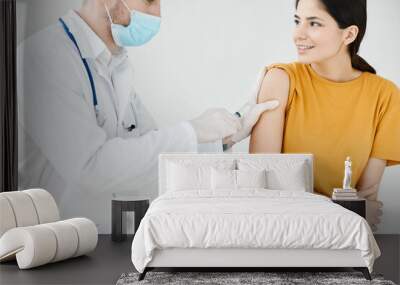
58,18 -> 135,132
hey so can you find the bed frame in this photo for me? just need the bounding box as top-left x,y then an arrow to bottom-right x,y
138,153 -> 372,281
141,248 -> 371,280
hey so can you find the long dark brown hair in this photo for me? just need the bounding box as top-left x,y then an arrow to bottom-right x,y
295,0 -> 376,74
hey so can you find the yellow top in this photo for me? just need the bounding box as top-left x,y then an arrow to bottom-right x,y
267,62 -> 400,197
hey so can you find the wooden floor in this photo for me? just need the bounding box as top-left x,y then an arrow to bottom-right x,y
0,235 -> 398,285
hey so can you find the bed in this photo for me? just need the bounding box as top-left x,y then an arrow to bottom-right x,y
131,153 -> 380,281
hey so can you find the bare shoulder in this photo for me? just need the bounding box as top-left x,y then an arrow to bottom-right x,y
250,67 -> 290,153
257,67 -> 290,108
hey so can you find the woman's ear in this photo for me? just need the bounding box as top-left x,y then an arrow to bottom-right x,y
343,25 -> 359,46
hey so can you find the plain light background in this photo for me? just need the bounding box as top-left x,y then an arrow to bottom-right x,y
17,0 -> 399,233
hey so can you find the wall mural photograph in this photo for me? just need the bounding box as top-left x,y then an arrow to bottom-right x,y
1,0 -> 399,284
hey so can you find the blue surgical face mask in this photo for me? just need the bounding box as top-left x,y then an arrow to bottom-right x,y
105,0 -> 161,47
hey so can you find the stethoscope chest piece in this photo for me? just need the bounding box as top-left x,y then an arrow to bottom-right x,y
95,108 -> 107,127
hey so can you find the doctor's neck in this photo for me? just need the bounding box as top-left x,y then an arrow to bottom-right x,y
78,2 -> 120,54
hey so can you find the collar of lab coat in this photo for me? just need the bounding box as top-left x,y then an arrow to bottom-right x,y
61,10 -> 128,64
61,10 -> 133,122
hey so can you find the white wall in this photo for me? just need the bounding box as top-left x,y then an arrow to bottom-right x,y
17,0 -> 400,233
17,0 -> 82,44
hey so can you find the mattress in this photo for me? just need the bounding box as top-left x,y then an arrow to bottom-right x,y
131,189 -> 380,273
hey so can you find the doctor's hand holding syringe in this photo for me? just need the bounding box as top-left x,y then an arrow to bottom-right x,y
190,100 -> 279,149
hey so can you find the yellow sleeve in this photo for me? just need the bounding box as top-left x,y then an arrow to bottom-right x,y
266,63 -> 297,112
371,84 -> 400,166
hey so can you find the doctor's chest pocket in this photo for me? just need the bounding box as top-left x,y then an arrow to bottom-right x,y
120,103 -> 140,138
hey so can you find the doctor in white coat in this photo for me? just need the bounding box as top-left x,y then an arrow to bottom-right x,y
17,0 -> 278,233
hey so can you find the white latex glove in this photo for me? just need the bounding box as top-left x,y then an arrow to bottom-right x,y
223,66 -> 280,146
229,100 -> 279,144
189,108 -> 241,143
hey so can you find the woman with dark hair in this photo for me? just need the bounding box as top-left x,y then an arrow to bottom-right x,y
250,0 -> 399,231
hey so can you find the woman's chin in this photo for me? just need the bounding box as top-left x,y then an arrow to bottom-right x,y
297,55 -> 314,64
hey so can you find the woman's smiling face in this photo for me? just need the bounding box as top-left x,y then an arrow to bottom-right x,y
293,0 -> 349,64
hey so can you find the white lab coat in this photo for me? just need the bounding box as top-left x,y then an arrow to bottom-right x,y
17,11 -> 220,233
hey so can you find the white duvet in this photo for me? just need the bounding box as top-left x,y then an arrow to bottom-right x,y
131,190 -> 380,273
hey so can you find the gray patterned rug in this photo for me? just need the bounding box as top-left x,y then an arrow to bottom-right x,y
116,271 -> 396,285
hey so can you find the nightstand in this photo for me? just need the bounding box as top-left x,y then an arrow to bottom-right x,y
332,198 -> 366,218
111,194 -> 150,242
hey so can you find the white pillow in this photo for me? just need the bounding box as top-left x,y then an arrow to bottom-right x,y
167,160 -> 235,191
211,169 -> 267,190
236,169 -> 267,189
168,163 -> 209,191
237,159 -> 308,191
267,167 -> 307,191
211,168 -> 236,190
